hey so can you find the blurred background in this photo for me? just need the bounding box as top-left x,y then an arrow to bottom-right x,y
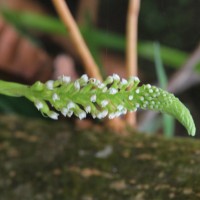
0,0 -> 199,137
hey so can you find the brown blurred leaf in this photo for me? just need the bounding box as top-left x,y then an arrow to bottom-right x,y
101,52 -> 126,77
0,16 -> 53,82
0,0 -> 53,83
53,54 -> 78,80
0,0 -> 47,13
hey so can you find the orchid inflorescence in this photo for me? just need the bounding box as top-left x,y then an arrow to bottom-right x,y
23,74 -> 195,136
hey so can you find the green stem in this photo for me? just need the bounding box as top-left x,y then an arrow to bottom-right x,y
0,80 -> 29,97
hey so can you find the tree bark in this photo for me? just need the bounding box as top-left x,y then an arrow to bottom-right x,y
0,115 -> 199,199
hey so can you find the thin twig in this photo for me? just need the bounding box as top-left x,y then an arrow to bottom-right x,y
52,0 -> 102,81
125,0 -> 141,127
167,43 -> 200,94
52,0 -> 126,134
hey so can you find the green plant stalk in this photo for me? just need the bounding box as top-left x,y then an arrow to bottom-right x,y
0,80 -> 29,97
0,75 -> 196,136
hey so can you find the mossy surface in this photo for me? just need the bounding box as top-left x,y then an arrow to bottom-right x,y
0,115 -> 200,200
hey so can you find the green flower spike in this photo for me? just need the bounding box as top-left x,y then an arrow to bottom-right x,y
0,74 -> 196,136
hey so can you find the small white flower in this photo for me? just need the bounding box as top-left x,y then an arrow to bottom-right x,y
129,95 -> 133,100
49,112 -> 59,120
157,92 -> 161,96
109,88 -> 118,95
117,105 -> 124,111
35,101 -> 43,110
102,87 -> 107,93
121,78 -> 128,85
114,111 -> 121,117
67,110 -> 73,117
136,89 -> 140,94
90,94 -> 96,102
78,111 -> 86,120
81,74 -> 88,83
90,78 -> 100,86
129,76 -> 139,83
105,76 -> 114,84
108,113 -> 116,119
74,81 -> 80,90
67,102 -> 75,109
97,110 -> 108,119
133,77 -> 140,82
58,75 -> 71,84
98,83 -> 105,89
92,114 -> 97,119
113,74 -> 120,81
90,78 -> 97,84
140,96 -> 144,101
121,108 -> 127,115
85,105 -> 91,113
147,84 -> 151,89
136,103 -> 140,108
52,93 -> 60,102
142,104 -> 147,108
149,89 -> 153,93
61,108 -> 68,117
101,100 -> 109,107
46,80 -> 54,90
96,80 -> 101,86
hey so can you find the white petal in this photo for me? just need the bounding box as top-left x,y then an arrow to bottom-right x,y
49,112 -> 59,120
136,89 -> 140,94
81,74 -> 88,82
90,94 -> 96,102
129,95 -> 133,100
101,100 -> 109,107
67,102 -> 76,109
109,88 -> 118,95
52,93 -> 60,102
78,111 -> 86,120
113,74 -> 120,81
46,80 -> 54,90
35,101 -> 43,110
85,105 -> 91,113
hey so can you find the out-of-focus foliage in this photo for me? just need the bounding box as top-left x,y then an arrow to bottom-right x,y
2,9 -> 199,71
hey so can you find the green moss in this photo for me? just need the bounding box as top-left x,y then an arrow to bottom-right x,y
0,115 -> 200,199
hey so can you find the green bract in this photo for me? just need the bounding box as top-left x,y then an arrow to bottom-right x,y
0,74 -> 196,136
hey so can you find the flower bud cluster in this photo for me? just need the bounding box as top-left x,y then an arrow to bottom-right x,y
28,74 -> 195,136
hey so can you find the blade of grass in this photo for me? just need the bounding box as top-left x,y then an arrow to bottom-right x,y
154,43 -> 167,88
1,8 -> 67,35
154,42 -> 175,138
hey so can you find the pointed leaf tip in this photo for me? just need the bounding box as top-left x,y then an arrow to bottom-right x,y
140,85 -> 196,136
